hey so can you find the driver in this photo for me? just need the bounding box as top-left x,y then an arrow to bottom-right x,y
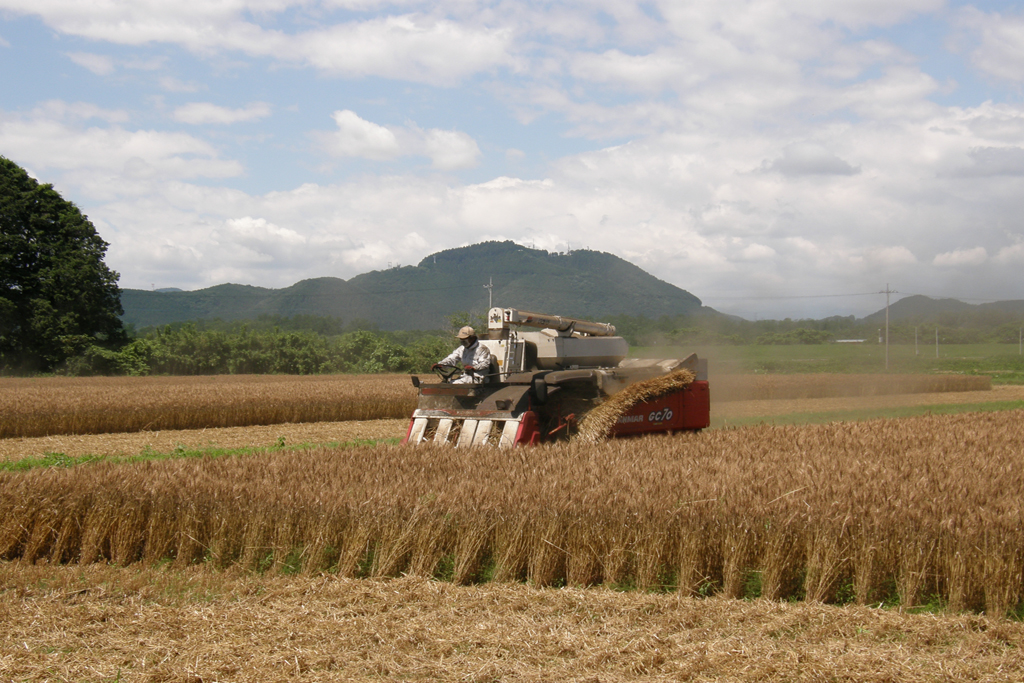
432,326 -> 492,384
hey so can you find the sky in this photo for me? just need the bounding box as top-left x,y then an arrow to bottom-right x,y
2,0 -> 1024,320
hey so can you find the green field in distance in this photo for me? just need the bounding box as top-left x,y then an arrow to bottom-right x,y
632,342 -> 1024,384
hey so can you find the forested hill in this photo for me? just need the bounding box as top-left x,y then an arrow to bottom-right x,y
861,294 -> 1024,324
121,241 -> 709,330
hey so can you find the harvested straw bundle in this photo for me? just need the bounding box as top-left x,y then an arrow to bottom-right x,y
575,369 -> 695,444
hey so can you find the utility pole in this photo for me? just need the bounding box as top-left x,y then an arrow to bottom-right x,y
880,284 -> 897,370
484,277 -> 493,309
915,326 -> 918,356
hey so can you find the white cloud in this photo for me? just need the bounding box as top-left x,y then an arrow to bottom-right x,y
865,246 -> 918,267
214,216 -> 308,267
67,52 -> 115,75
64,51 -> 166,76
0,104 -> 242,191
121,55 -> 167,71
57,129 -> 1024,318
957,8 -> 1024,83
0,0 -> 281,46
570,49 -> 696,92
295,16 -> 513,85
838,67 -> 940,120
1,3 -> 512,85
765,143 -> 859,176
325,110 -> 401,160
78,89 -> 1021,314
933,247 -> 987,267
173,102 -> 272,125
223,217 -> 305,246
30,100 -> 130,123
960,103 -> 1024,143
319,110 -> 479,169
159,77 -> 203,93
423,129 -> 480,170
739,243 -> 777,260
994,243 -> 1024,265
952,147 -> 1024,177
789,0 -> 944,29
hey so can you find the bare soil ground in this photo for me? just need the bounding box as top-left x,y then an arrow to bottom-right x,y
2,564 -> 1023,682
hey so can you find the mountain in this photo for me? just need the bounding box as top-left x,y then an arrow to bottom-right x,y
861,294 -> 1024,324
121,241 -> 710,330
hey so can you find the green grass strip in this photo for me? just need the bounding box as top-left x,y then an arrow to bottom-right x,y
711,400 -> 1024,429
0,437 -> 401,473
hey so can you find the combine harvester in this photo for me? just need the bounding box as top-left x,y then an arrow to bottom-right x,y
404,307 -> 710,447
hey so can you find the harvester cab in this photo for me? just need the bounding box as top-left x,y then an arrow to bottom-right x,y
404,307 -> 710,447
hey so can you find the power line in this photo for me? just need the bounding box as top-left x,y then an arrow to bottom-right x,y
706,292 -> 879,301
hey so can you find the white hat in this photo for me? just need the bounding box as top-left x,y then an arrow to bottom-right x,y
457,326 -> 476,339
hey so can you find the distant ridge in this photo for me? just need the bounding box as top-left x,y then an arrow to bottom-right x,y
861,294 -> 1024,323
121,241 -> 711,330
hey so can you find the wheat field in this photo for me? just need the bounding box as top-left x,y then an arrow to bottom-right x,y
3,373 -> 1023,680
3,410 -> 1023,616
0,374 -> 417,438
0,372 -> 990,439
5,383 -> 1022,462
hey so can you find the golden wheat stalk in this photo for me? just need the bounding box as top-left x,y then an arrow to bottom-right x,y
3,410 -> 1024,615
575,369 -> 696,444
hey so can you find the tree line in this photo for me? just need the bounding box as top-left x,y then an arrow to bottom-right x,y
61,322 -> 453,376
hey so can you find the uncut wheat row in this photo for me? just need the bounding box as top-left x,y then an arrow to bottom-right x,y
3,410 -> 1022,615
0,374 -> 417,438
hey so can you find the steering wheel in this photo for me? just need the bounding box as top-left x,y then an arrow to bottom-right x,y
433,364 -> 462,383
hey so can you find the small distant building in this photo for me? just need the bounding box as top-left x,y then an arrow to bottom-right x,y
834,339 -> 866,343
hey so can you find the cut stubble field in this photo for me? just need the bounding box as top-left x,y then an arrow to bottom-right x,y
3,565 -> 1024,683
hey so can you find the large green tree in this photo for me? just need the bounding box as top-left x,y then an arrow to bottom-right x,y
0,156 -> 125,371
